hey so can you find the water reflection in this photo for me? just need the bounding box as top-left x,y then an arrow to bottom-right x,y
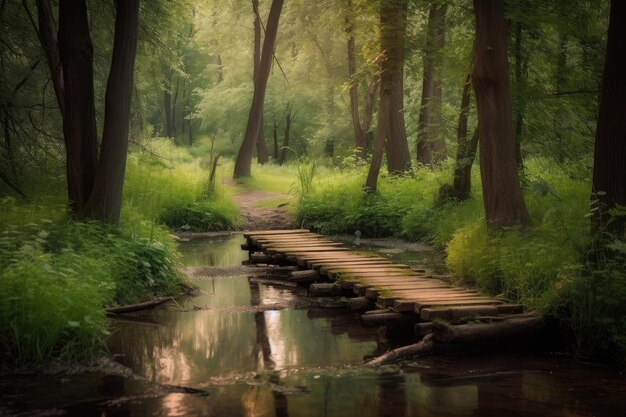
3,234 -> 625,417
177,233 -> 249,266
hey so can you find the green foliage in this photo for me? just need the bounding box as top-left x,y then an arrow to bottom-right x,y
160,200 -> 239,232
123,139 -> 240,233
297,158 -> 626,364
0,215 -> 185,366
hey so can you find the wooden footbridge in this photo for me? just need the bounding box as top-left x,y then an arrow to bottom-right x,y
242,229 -> 529,326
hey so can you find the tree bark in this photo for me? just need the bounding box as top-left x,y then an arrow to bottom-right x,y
472,0 -> 529,228
445,72 -> 478,201
273,118 -> 279,160
592,0 -> 626,237
81,0 -> 140,223
345,0 -> 378,159
58,0 -> 99,214
417,2 -> 447,165
253,0 -> 269,164
35,0 -> 64,115
277,104 -> 291,165
164,69 -> 173,137
364,90 -> 392,192
513,20 -> 525,170
381,0 -> 411,174
234,0 -> 283,178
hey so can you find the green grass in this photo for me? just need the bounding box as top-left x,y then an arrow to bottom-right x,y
0,137 -> 242,366
234,164 -> 297,194
296,157 -> 626,365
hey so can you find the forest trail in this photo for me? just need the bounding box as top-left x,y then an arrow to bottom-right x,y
225,178 -> 294,230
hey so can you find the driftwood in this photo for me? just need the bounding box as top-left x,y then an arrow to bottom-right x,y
365,317 -> 543,366
106,297 -> 171,314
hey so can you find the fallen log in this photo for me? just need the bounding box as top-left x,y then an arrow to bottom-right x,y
365,317 -> 543,366
106,297 -> 171,314
290,270 -> 320,280
348,296 -> 376,311
309,283 -> 347,296
361,312 -> 421,327
249,253 -> 276,264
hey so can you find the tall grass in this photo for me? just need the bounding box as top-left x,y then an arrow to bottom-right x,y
0,137 -> 241,365
124,138 -> 240,232
296,157 -> 626,365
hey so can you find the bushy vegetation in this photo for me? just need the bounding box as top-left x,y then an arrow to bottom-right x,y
0,138 -> 242,366
124,138 -> 240,233
296,158 -> 626,365
0,205 -> 185,365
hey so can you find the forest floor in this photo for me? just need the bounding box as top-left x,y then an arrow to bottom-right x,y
225,178 -> 294,230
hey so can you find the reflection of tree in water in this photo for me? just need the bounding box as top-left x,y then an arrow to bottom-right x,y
247,278 -> 289,417
377,371 -> 407,417
107,277 -> 258,384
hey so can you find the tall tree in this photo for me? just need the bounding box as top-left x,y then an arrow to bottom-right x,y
81,0 -> 140,222
441,71 -> 479,202
58,0 -> 99,213
253,0 -> 269,164
345,0 -> 378,158
417,1 -> 447,165
35,0 -> 64,115
472,0 -> 529,228
382,0 -> 411,174
365,0 -> 411,191
234,0 -> 283,178
592,0 -> 626,237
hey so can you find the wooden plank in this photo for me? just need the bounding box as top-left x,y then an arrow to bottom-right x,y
253,233 -> 321,241
393,297 -> 500,313
364,286 -> 474,299
306,258 -> 387,267
260,241 -> 340,249
420,305 -> 500,321
244,229 -> 310,237
279,248 -> 348,255
414,298 -> 503,309
313,260 -> 394,269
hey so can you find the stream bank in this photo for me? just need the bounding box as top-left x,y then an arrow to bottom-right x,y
1,233 -> 624,417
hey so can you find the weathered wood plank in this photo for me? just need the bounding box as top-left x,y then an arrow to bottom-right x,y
244,229 -> 310,237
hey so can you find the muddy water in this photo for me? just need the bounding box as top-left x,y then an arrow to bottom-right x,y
1,234 -> 625,417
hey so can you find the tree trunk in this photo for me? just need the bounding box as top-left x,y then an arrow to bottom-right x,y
277,105 -> 291,165
592,0 -> 626,237
81,0 -> 140,223
58,0 -> 99,214
345,1 -> 379,159
381,0 -> 411,174
234,0 -> 283,178
417,2 -> 447,165
164,70 -> 173,137
215,54 -> 223,84
171,77 -> 179,136
364,90 -> 392,192
273,119 -> 279,160
253,0 -> 269,164
472,0 -> 529,228
446,72 -> 478,201
513,20 -> 525,170
35,0 -> 64,115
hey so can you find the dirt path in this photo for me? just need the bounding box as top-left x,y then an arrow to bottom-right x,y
225,179 -> 294,230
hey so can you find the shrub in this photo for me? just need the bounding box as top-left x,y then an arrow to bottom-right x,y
0,213 -> 185,365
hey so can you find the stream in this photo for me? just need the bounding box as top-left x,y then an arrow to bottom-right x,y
1,233 -> 625,417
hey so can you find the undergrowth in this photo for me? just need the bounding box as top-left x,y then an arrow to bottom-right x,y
0,137 -> 240,366
296,157 -> 626,365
